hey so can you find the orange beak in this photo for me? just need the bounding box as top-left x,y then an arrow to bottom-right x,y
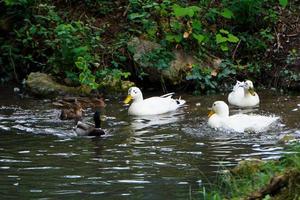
208,110 -> 215,117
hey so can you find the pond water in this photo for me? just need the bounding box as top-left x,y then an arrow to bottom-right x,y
0,86 -> 299,199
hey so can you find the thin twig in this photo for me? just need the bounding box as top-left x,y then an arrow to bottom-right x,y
160,75 -> 167,94
232,40 -> 241,61
274,28 -> 282,51
123,3 -> 131,17
9,47 -> 18,82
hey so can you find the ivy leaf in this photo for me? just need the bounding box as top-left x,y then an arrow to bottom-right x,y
192,20 -> 202,31
173,5 -> 193,17
174,35 -> 182,43
279,0 -> 288,7
220,44 -> 229,51
219,29 -> 229,34
173,5 -> 200,17
220,8 -> 234,19
166,34 -> 182,43
192,33 -> 205,43
227,34 -> 239,43
216,34 -> 227,44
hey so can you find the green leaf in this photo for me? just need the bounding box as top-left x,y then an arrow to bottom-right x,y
166,34 -> 182,43
192,33 -> 205,43
170,21 -> 182,30
173,5 -> 194,17
128,12 -> 147,20
220,8 -> 234,19
279,0 -> 288,7
192,20 -> 202,31
174,35 -> 182,43
219,29 -> 229,34
220,44 -> 229,51
172,5 -> 200,17
72,46 -> 89,56
216,34 -> 227,44
227,34 -> 239,43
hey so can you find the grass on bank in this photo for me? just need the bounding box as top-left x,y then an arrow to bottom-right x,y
202,143 -> 300,200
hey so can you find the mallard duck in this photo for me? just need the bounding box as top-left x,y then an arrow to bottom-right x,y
208,101 -> 278,132
228,80 -> 260,107
60,101 -> 83,120
123,87 -> 186,116
74,111 -> 105,136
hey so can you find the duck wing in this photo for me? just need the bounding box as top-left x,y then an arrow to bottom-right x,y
228,114 -> 279,132
88,128 -> 105,136
129,96 -> 185,115
160,92 -> 175,98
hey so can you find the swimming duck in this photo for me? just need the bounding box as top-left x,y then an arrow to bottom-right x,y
74,111 -> 105,136
123,87 -> 186,116
228,80 -> 259,107
208,101 -> 278,132
54,96 -> 105,110
228,80 -> 244,105
60,101 -> 83,120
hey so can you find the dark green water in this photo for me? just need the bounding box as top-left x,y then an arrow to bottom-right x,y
0,87 -> 299,199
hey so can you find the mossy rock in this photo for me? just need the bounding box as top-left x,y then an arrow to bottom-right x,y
128,37 -> 221,85
278,134 -> 296,144
25,72 -> 90,98
230,159 -> 264,177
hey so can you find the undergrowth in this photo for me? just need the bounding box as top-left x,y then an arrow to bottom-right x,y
0,0 -> 299,92
202,143 -> 300,199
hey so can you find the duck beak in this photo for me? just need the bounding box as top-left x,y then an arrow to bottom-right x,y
208,110 -> 215,117
248,87 -> 255,96
123,95 -> 132,104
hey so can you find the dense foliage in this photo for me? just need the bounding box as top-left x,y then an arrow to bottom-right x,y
0,0 -> 299,92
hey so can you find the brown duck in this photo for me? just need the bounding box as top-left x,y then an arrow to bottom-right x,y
59,102 -> 83,120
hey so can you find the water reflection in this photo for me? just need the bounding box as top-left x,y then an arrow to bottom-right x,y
129,110 -> 184,131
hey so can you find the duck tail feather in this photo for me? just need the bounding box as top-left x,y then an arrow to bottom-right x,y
160,92 -> 175,98
175,99 -> 186,106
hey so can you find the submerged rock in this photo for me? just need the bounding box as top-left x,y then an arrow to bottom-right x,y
25,72 -> 90,97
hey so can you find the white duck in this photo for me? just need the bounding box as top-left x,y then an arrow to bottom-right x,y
228,80 -> 244,105
208,101 -> 278,132
228,80 -> 259,107
124,87 -> 186,116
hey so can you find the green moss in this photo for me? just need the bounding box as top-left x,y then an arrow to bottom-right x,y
207,143 -> 300,200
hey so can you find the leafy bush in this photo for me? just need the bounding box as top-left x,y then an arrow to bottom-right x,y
0,2 -> 130,89
127,0 -> 294,92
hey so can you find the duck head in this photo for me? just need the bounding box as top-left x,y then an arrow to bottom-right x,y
123,87 -> 143,104
243,80 -> 256,96
93,111 -> 101,128
208,101 -> 229,118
